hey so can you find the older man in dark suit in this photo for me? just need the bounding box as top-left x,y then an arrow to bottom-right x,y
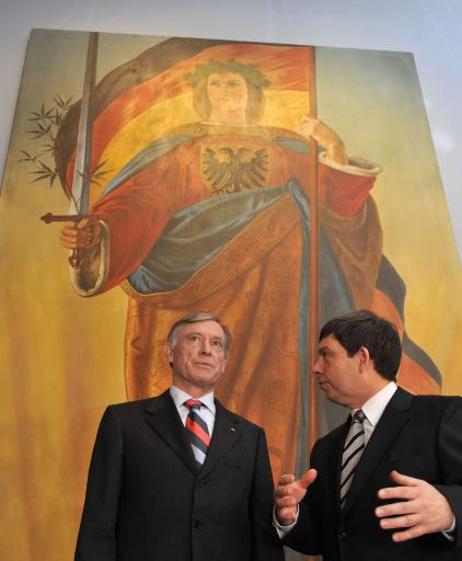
275,310 -> 462,561
75,312 -> 283,561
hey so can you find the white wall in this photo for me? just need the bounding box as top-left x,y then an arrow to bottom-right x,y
1,0 -> 461,259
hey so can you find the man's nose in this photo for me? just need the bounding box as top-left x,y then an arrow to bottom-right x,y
200,339 -> 212,355
313,357 -> 322,375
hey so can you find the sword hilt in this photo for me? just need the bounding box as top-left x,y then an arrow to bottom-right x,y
40,213 -> 87,224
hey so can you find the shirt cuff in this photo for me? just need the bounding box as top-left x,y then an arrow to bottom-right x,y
442,516 -> 456,541
273,506 -> 299,538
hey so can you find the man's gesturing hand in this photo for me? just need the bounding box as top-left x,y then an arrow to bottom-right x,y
375,470 -> 454,542
274,468 -> 317,526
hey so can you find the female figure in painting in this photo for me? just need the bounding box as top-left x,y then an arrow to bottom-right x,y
59,59 -> 417,478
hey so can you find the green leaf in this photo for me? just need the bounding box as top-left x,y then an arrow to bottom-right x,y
38,161 -> 53,172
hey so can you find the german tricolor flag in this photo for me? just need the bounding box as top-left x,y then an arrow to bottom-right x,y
55,37 -> 314,206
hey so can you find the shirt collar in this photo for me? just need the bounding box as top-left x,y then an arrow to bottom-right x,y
170,385 -> 216,415
353,381 -> 397,427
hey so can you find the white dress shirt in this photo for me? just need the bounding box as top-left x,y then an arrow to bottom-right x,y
352,381 -> 398,443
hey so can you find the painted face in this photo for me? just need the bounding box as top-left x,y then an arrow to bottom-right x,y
166,320 -> 228,395
313,335 -> 362,407
206,72 -> 249,120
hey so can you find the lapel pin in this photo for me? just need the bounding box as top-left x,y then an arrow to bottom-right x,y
230,426 -> 236,432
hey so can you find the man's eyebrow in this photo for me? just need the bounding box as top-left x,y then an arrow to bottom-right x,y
185,331 -> 203,337
185,332 -> 224,341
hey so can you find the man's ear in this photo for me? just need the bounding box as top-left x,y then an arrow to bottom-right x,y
357,346 -> 371,373
220,357 -> 228,373
165,342 -> 174,365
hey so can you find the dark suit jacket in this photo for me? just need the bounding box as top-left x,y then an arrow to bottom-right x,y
284,388 -> 462,561
75,390 -> 283,561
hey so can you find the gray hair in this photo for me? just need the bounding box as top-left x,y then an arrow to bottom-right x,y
166,312 -> 233,356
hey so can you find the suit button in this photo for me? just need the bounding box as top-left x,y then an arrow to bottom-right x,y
338,532 -> 347,539
193,520 -> 204,529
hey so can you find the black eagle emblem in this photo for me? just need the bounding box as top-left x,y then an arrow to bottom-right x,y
202,146 -> 269,195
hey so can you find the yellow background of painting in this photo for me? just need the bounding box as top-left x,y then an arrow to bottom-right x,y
1,30 -> 461,561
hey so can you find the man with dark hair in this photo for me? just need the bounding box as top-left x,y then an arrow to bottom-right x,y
75,312 -> 283,561
319,309 -> 402,381
275,309 -> 462,561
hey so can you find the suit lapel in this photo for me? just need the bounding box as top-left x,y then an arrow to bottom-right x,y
342,387 -> 413,516
144,390 -> 199,475
200,399 -> 241,477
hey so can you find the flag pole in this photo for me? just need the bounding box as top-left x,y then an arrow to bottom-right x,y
306,44 -> 320,561
307,46 -> 320,456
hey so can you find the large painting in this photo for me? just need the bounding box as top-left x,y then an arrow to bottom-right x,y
1,29 -> 461,561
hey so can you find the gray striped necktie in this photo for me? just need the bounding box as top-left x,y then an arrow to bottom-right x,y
340,409 -> 366,507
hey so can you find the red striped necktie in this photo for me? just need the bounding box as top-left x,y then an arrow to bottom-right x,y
184,399 -> 211,466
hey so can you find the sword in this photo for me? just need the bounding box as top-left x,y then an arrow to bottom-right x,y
42,32 -> 99,269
